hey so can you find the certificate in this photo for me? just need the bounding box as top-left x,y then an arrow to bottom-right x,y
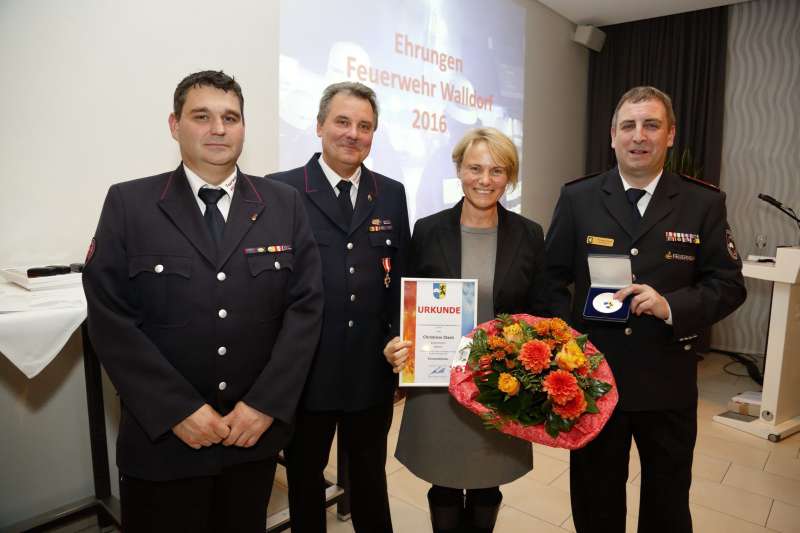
399,277 -> 478,387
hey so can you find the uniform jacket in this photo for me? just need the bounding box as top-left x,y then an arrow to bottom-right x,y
269,154 -> 410,411
410,199 -> 550,317
83,165 -> 323,481
545,168 -> 746,410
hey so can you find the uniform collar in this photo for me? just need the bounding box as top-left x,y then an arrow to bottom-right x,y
318,154 -> 361,191
183,164 -> 237,200
618,169 -> 662,197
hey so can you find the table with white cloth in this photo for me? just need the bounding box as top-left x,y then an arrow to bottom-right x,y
0,280 -> 120,532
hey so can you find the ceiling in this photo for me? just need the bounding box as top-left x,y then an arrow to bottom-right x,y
536,0 -> 750,26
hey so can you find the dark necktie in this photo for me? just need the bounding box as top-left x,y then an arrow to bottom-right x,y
336,180 -> 354,226
626,188 -> 647,223
198,188 -> 226,247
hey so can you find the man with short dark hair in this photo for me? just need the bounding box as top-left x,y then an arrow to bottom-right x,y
83,70 -> 323,532
269,81 -> 410,532
545,86 -> 746,532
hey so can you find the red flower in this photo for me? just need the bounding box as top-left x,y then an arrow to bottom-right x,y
542,370 -> 580,405
478,355 -> 493,370
518,339 -> 551,374
553,392 -> 587,419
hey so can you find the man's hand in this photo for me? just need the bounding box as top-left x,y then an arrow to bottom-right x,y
614,284 -> 670,320
222,401 -> 274,448
172,404 -> 230,449
384,336 -> 412,374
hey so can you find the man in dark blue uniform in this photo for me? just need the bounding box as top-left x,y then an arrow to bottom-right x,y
83,70 -> 323,532
545,86 -> 746,533
269,82 -> 410,532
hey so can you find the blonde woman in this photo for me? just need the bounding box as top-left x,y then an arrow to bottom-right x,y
384,128 -> 550,532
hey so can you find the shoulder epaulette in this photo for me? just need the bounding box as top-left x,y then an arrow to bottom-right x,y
680,173 -> 720,192
565,171 -> 603,186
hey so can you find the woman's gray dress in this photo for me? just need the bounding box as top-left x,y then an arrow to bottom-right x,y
394,225 -> 532,488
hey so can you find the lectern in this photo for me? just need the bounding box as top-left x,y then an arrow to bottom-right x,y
713,246 -> 800,441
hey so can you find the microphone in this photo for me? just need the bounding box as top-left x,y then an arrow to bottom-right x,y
757,193 -> 800,238
758,193 -> 783,208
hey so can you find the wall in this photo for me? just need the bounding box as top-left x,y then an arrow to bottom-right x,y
0,0 -> 586,525
518,1 -> 589,229
712,0 -> 800,354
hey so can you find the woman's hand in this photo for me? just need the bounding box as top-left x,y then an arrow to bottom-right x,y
383,336 -> 413,373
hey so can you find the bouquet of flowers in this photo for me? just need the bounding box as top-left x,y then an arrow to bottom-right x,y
449,314 -> 618,449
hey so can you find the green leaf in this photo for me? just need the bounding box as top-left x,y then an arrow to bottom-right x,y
476,389 -> 502,405
545,412 -> 567,438
586,353 -> 604,372
519,391 -> 533,411
584,392 -> 599,414
498,395 -> 521,415
575,334 -> 588,351
586,380 -> 612,398
520,320 -> 536,341
496,314 -> 514,328
469,329 -> 490,366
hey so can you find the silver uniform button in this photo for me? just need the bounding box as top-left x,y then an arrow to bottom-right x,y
217,346 -> 227,356
631,248 -> 639,256
154,264 -> 164,273
218,309 -> 228,319
347,242 -> 354,250
348,320 -> 354,327
349,266 -> 355,274
274,261 -> 281,270
217,272 -> 226,281
350,294 -> 356,302
684,344 -> 692,351
624,327 -> 633,336
218,381 -> 227,391
385,239 -> 392,246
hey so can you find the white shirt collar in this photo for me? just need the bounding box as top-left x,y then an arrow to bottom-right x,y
184,164 -> 237,199
318,154 -> 361,192
618,169 -> 662,196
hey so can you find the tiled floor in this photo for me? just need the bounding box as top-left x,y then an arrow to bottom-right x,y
47,352 -> 800,533
269,352 -> 800,533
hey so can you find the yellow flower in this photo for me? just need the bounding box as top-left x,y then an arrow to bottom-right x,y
556,340 -> 586,371
503,324 -> 523,344
498,373 -> 520,396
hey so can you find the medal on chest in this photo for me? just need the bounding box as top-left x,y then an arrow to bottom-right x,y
382,257 -> 391,288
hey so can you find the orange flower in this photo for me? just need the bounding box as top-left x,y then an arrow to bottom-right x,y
498,373 -> 520,396
550,317 -> 570,333
478,355 -> 493,370
549,317 -> 573,343
542,370 -> 580,405
518,339 -> 551,374
533,319 -> 551,337
488,335 -> 510,351
553,392 -> 587,419
505,358 -> 517,369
